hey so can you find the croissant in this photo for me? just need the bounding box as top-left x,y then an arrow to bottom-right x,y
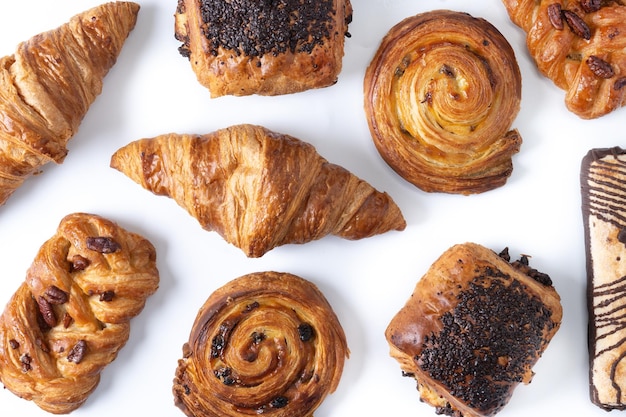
0,213 -> 159,414
501,0 -> 626,119
174,0 -> 353,96
110,124 -> 406,258
386,243 -> 562,417
173,271 -> 348,417
0,2 -> 139,206
364,10 -> 522,195
581,147 -> 626,410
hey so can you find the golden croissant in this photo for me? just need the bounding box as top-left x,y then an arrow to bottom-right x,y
110,124 -> 406,257
0,213 -> 159,414
173,271 -> 349,417
501,0 -> 626,118
0,2 -> 140,206
364,10 -> 522,195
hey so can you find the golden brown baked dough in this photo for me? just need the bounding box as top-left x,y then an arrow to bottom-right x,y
0,2 -> 139,207
173,271 -> 348,417
110,124 -> 406,258
581,147 -> 626,410
502,1 -> 626,119
0,213 -> 159,414
386,243 -> 562,417
364,10 -> 522,195
174,0 -> 352,96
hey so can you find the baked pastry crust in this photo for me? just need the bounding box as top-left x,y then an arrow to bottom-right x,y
581,147 -> 626,410
0,2 -> 139,206
502,0 -> 626,119
110,124 -> 406,258
173,271 -> 348,417
0,213 -> 159,414
385,243 -> 562,417
364,10 -> 522,195
174,0 -> 352,96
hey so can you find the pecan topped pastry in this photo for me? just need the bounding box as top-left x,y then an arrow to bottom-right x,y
175,0 -> 352,96
0,213 -> 159,414
386,243 -> 562,417
501,0 -> 626,118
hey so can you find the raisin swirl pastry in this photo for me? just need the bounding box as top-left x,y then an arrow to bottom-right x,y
502,0 -> 626,119
0,213 -> 159,414
0,2 -> 139,206
174,0 -> 352,96
386,243 -> 562,417
364,10 -> 522,195
173,271 -> 348,417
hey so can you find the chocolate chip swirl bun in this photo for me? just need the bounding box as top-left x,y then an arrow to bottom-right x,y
0,213 -> 159,414
364,10 -> 522,195
173,271 -> 348,417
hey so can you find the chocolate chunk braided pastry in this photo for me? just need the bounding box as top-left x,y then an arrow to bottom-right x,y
174,0 -> 352,96
581,147 -> 626,410
110,124 -> 406,258
0,213 -> 159,414
364,10 -> 522,195
502,0 -> 626,119
386,243 -> 562,417
173,271 -> 348,417
0,2 -> 139,206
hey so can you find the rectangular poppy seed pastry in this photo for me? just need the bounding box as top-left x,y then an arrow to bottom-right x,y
582,147 -> 626,410
385,242 -> 562,417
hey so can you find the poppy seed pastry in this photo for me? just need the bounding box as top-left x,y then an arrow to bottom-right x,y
385,243 -> 562,417
173,271 -> 349,417
581,147 -> 626,410
174,0 -> 353,96
364,10 -> 522,195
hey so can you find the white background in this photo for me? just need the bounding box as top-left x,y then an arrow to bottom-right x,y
0,0 -> 621,416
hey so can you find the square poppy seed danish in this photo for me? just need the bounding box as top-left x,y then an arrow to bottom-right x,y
385,243 -> 562,417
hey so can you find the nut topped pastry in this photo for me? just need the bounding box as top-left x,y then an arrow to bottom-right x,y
175,0 -> 353,96
386,243 -> 562,417
501,0 -> 626,118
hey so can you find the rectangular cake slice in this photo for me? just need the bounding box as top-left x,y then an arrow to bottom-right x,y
582,147 -> 626,410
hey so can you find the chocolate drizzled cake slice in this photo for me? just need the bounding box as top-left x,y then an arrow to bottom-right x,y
582,147 -> 626,410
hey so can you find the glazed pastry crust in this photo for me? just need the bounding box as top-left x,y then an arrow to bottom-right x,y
502,0 -> 626,119
110,124 -> 406,258
581,147 -> 626,410
0,213 -> 159,414
173,271 -> 348,417
0,2 -> 139,206
386,243 -> 562,417
364,10 -> 522,195
174,0 -> 352,96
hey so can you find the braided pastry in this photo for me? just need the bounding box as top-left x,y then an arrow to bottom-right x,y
174,0 -> 353,96
0,2 -> 139,206
173,271 -> 348,417
364,10 -> 522,195
110,124 -> 406,258
0,213 -> 159,414
502,0 -> 626,119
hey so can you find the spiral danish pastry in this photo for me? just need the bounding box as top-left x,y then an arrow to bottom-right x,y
502,0 -> 626,119
173,271 -> 348,417
364,10 -> 522,195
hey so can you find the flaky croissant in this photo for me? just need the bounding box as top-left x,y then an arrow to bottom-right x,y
0,213 -> 159,414
364,10 -> 522,195
110,124 -> 406,258
174,0 -> 352,96
501,0 -> 626,119
0,2 -> 139,206
173,271 -> 348,417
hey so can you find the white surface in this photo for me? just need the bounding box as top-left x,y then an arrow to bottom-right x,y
0,0 -> 620,416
